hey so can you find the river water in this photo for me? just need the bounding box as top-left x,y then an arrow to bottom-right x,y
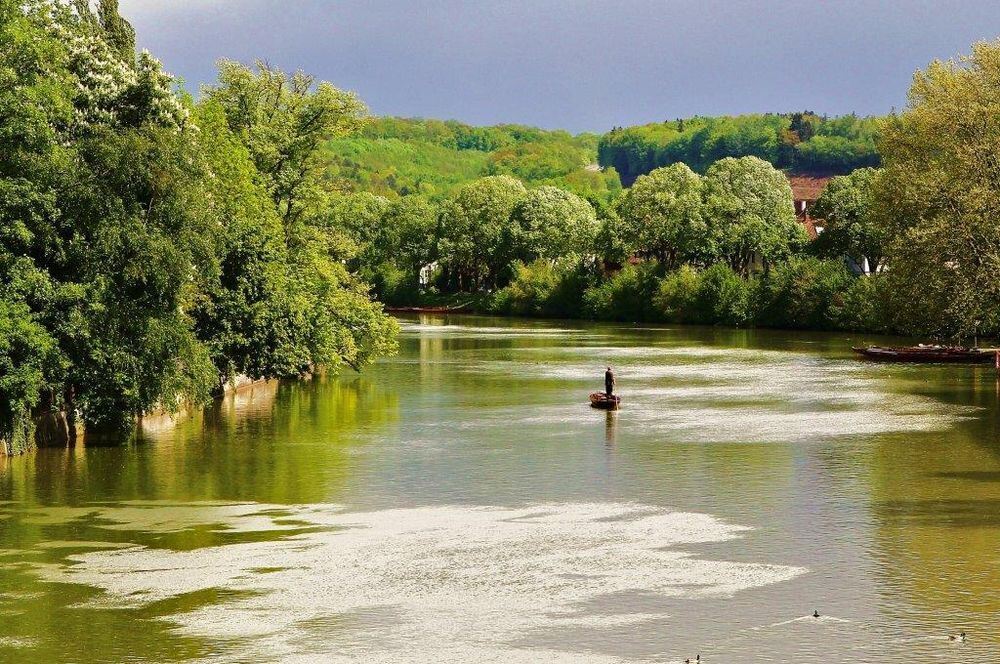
1,315 -> 998,663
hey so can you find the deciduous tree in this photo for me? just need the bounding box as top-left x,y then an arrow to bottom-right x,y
811,167 -> 885,272
876,40 -> 1000,338
437,175 -> 526,289
508,186 -> 598,263
617,163 -> 707,267
703,156 -> 805,275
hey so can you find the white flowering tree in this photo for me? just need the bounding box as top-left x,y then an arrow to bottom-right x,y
57,0 -> 188,131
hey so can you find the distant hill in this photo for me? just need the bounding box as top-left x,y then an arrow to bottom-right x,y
317,113 -> 880,200
319,117 -> 623,202
598,112 -> 881,185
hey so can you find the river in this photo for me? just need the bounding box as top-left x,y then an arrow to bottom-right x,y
0,315 -> 998,663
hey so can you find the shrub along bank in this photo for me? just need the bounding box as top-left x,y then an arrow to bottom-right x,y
490,258 -> 887,333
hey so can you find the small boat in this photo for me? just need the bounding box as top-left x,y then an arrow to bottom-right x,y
852,345 -> 995,364
590,393 -> 621,410
385,302 -> 472,314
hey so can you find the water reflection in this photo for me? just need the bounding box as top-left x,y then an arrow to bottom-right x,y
605,410 -> 618,448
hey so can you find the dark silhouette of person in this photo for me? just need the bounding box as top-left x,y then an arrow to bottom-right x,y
605,366 -> 615,397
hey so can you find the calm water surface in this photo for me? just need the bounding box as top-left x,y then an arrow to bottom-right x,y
1,315 -> 999,662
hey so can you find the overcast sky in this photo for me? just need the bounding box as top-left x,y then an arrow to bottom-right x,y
118,0 -> 1000,133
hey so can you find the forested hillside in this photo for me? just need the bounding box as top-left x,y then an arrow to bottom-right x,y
598,112 -> 880,184
320,117 -> 623,202
319,112 -> 881,199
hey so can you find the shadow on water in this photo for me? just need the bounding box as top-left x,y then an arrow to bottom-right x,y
929,471 -> 1000,482
872,498 -> 1000,527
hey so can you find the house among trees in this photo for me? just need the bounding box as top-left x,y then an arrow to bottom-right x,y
786,174 -> 832,239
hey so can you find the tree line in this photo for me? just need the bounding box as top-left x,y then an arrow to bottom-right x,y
598,113 -> 880,184
349,154 -> 884,331
0,0 -> 397,453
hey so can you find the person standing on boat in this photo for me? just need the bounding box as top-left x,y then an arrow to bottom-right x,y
605,366 -> 615,397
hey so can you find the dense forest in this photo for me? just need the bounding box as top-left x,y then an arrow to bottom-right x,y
598,113 -> 881,184
346,42 -> 1000,352
318,112 -> 882,199
355,156 -> 884,335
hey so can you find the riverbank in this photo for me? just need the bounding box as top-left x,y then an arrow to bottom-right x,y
387,259 -> 885,335
10,376 -> 277,458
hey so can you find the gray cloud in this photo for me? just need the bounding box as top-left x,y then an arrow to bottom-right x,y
119,0 -> 1000,132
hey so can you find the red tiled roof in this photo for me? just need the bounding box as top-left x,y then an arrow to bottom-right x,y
787,174 -> 833,202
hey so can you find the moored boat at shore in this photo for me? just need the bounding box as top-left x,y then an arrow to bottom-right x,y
386,303 -> 473,314
852,345 -> 995,364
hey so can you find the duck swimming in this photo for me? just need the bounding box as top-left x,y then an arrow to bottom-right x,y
948,632 -> 967,642
813,610 -> 820,618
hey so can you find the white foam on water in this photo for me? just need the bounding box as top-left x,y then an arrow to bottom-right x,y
427,350 -> 973,442
755,615 -> 853,630
0,637 -> 38,649
33,502 -> 805,663
624,401 -> 965,441
517,345 -> 792,360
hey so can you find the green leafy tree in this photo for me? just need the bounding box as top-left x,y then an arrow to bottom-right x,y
582,262 -> 663,322
206,60 -> 367,227
811,167 -> 886,272
598,113 -> 880,183
617,163 -> 708,266
593,201 -> 630,267
508,186 -> 598,262
1,1 -> 218,434
0,299 -> 55,454
753,257 -> 854,330
380,196 -> 440,302
437,175 -> 527,289
875,40 -> 1000,339
189,101 -> 317,383
387,196 -> 439,274
203,61 -> 398,371
0,3 -> 398,447
327,192 -> 394,267
703,156 -> 806,275
322,117 -> 620,203
654,264 -> 752,326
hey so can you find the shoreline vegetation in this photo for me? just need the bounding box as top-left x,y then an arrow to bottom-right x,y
1,1 -> 398,454
4,2 -> 1000,454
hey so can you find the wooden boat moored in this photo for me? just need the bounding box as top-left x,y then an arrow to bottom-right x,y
590,392 -> 621,410
852,345 -> 995,364
385,302 -> 472,314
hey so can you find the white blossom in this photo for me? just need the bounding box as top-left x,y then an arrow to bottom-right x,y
50,14 -> 190,133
